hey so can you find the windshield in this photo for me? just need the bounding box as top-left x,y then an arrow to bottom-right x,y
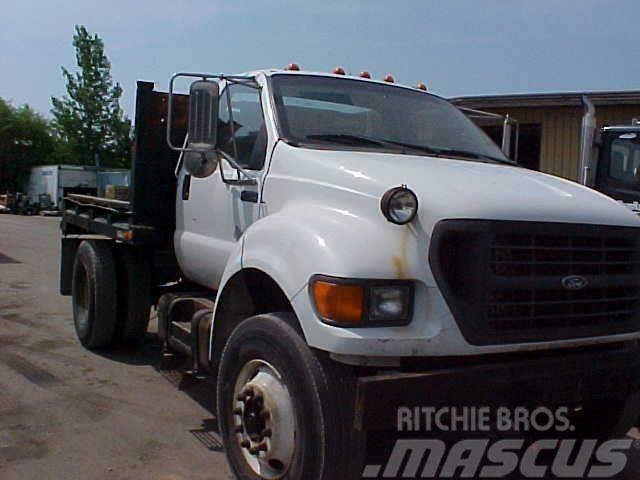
608,133 -> 640,188
271,74 -> 510,163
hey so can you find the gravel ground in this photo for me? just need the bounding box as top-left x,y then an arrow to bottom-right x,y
0,215 -> 231,480
3,214 -> 640,480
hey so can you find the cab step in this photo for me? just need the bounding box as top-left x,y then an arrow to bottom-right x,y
157,292 -> 215,372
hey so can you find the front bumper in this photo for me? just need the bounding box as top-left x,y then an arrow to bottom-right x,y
354,342 -> 640,431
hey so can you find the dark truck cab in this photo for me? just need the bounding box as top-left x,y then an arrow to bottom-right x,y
594,125 -> 640,204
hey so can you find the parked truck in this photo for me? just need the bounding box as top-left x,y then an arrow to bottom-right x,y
60,67 -> 640,479
579,97 -> 640,208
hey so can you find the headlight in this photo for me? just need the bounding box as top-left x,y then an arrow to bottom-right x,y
310,276 -> 413,327
380,186 -> 418,225
369,285 -> 412,322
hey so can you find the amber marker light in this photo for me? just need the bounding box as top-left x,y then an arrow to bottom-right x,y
333,66 -> 346,75
312,279 -> 364,325
417,82 -> 428,91
383,74 -> 395,83
285,63 -> 300,71
359,71 -> 371,79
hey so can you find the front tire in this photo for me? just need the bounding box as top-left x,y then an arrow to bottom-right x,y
71,240 -> 118,349
217,313 -> 365,480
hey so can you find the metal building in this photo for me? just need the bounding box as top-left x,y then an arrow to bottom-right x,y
451,91 -> 640,181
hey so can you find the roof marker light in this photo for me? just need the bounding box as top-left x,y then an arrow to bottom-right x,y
416,82 -> 428,91
285,63 -> 300,71
383,74 -> 395,83
333,66 -> 346,75
359,71 -> 371,79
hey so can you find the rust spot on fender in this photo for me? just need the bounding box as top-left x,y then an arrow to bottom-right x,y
391,227 -> 411,278
391,255 -> 406,278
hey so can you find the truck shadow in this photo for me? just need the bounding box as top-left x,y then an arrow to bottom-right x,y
96,331 -> 223,453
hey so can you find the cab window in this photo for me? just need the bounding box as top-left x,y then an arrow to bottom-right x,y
218,83 -> 267,170
609,134 -> 640,183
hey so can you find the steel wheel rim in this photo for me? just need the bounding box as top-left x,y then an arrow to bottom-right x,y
232,359 -> 296,479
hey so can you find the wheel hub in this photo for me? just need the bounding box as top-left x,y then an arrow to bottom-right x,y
233,360 -> 296,479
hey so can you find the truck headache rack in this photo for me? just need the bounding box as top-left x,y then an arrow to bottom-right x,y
61,81 -> 189,247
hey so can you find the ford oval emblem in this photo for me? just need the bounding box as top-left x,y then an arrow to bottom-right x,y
561,275 -> 589,291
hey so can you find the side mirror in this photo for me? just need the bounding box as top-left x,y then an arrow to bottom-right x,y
184,151 -> 218,178
188,80 -> 219,150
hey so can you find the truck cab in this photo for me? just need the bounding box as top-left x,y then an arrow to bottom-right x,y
592,124 -> 640,204
578,96 -> 640,209
61,67 -> 640,480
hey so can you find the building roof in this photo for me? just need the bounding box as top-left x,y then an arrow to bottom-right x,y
450,90 -> 640,108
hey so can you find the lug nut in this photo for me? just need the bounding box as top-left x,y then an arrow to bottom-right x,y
242,388 -> 254,398
233,407 -> 242,415
249,442 -> 268,455
240,440 -> 250,449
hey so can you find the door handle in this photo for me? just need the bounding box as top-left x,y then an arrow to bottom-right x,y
240,190 -> 259,203
182,175 -> 191,200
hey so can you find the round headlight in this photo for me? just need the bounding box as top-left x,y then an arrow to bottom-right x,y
380,186 -> 418,225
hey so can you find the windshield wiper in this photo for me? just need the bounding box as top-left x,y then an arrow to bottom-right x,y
377,140 -> 512,164
433,147 -> 514,165
304,134 -> 440,155
301,134 -> 514,165
304,134 -> 390,148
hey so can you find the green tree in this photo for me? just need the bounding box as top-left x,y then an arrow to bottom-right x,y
0,98 -> 57,192
51,25 -> 131,168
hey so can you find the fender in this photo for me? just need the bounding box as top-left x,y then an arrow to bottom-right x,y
236,203 -> 435,349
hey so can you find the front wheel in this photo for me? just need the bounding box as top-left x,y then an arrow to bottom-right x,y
217,313 -> 365,480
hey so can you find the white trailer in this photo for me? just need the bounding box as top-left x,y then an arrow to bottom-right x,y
26,165 -> 97,208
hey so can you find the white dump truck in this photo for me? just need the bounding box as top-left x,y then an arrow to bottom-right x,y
60,66 -> 640,479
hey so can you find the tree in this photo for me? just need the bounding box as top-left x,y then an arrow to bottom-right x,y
51,25 -> 132,168
0,98 -> 57,192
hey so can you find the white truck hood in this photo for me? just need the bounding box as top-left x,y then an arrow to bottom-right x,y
276,145 -> 640,228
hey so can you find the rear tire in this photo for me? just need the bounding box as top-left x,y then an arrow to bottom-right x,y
114,249 -> 151,344
71,240 -> 118,349
217,313 -> 365,480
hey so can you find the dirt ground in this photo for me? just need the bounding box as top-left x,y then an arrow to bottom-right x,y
0,215 -> 231,480
3,214 -> 640,480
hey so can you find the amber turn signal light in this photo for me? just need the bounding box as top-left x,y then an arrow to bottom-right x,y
312,280 -> 364,325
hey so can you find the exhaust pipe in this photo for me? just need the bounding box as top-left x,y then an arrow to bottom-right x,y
579,96 -> 596,186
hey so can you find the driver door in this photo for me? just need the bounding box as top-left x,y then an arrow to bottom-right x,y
175,80 -> 268,289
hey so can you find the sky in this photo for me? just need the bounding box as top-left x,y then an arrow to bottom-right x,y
1,0 -> 638,119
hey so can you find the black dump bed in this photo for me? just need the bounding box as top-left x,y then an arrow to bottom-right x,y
61,81 -> 188,247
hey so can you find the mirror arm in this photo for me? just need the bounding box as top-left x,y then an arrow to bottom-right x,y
218,150 -> 258,185
167,72 -> 258,153
225,83 -> 240,161
174,133 -> 189,178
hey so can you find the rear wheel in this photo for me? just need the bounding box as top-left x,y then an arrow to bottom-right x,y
217,313 -> 365,480
72,240 -> 117,349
